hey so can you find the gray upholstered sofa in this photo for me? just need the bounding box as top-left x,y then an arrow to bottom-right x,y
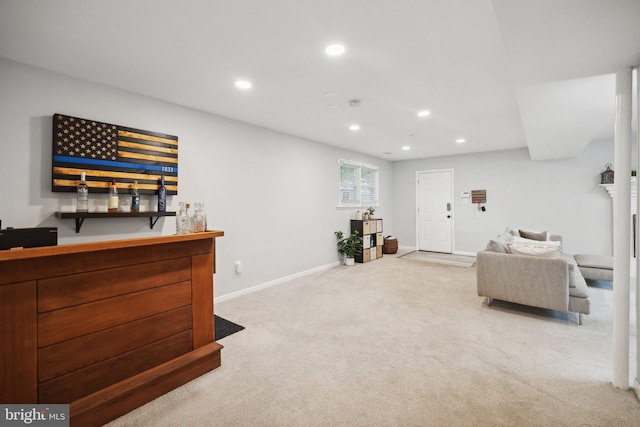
476,228 -> 590,324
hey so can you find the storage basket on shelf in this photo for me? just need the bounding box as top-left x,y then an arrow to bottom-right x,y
383,236 -> 398,254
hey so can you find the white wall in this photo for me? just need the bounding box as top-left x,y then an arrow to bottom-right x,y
0,58 -> 392,297
1,56 -> 616,295
391,142 -> 614,255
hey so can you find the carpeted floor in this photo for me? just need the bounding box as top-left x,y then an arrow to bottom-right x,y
107,255 -> 639,426
397,250 -> 476,267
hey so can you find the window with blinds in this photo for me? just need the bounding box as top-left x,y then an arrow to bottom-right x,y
338,159 -> 379,207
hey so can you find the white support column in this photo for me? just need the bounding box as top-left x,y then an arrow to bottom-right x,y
613,68 -> 632,389
635,67 -> 640,399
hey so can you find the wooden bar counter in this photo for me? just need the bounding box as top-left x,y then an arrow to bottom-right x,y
0,231 -> 224,426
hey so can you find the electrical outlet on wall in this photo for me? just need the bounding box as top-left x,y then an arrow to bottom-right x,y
235,261 -> 243,274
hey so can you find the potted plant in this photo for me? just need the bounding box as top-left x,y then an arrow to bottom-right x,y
367,206 -> 376,219
335,230 -> 363,266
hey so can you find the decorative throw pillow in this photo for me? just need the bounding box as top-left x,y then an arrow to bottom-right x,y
507,240 -> 561,258
485,240 -> 503,252
510,236 -> 544,245
486,240 -> 506,253
512,235 -> 564,252
518,228 -> 549,241
485,233 -> 514,253
504,226 -> 520,237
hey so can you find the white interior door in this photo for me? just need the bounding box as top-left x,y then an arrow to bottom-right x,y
417,170 -> 453,253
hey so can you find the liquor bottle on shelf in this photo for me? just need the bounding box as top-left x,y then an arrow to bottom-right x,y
176,202 -> 187,234
185,202 -> 196,233
130,180 -> 140,212
192,203 -> 206,232
181,202 -> 190,234
76,172 -> 89,213
158,175 -> 167,212
187,202 -> 195,233
108,179 -> 119,213
201,203 -> 207,231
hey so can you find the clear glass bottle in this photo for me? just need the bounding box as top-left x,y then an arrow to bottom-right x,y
184,202 -> 194,234
176,202 -> 188,234
187,203 -> 196,233
200,203 -> 207,231
130,180 -> 140,212
193,203 -> 206,232
76,172 -> 89,212
108,179 -> 119,213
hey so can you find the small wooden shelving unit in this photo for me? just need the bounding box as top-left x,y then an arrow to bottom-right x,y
55,211 -> 176,233
351,218 -> 384,263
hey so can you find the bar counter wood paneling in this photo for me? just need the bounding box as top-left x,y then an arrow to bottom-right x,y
0,231 -> 224,427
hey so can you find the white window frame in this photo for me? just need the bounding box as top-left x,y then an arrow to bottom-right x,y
337,159 -> 379,208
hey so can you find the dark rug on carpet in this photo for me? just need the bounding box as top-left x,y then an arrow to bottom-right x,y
215,315 -> 245,340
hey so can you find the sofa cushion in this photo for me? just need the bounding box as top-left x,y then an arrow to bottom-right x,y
567,263 -> 577,288
511,236 -> 548,245
569,266 -> 589,298
504,226 -> 520,237
519,228 -> 549,241
485,233 -> 514,253
507,240 -> 562,258
506,226 -> 550,241
559,253 -> 577,265
485,240 -> 506,253
574,254 -> 613,270
579,266 -> 613,281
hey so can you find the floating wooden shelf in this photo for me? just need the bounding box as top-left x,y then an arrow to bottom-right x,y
55,211 -> 176,233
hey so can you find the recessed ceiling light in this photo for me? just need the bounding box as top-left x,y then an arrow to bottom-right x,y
235,80 -> 252,89
456,138 -> 466,143
325,44 -> 345,56
349,124 -> 360,131
417,110 -> 430,117
402,146 -> 411,151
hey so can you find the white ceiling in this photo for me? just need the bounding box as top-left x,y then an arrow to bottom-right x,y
0,0 -> 638,161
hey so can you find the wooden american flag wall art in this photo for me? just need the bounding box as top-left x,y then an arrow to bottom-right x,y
52,113 -> 178,195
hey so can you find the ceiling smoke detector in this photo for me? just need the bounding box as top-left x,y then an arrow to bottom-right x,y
349,99 -> 361,108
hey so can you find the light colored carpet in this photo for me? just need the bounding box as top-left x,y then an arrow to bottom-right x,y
106,255 -> 639,426
398,250 -> 476,267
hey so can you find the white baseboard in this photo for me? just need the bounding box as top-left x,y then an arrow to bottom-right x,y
214,248 -> 476,304
214,261 -> 340,304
